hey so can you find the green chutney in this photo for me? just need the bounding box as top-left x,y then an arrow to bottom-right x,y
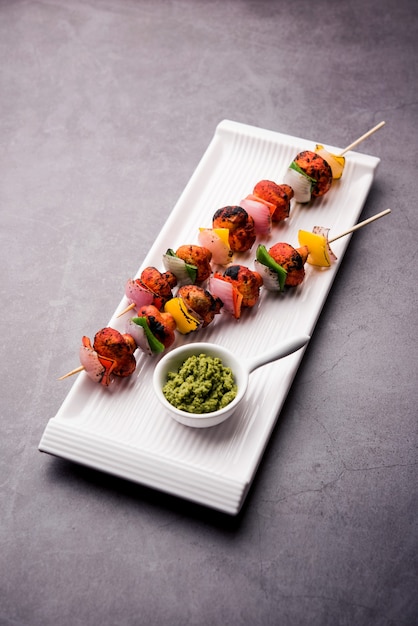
162,353 -> 238,414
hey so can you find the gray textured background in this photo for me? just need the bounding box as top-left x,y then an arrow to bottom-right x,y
1,1 -> 417,624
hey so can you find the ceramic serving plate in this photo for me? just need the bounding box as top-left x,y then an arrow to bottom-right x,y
39,119 -> 380,515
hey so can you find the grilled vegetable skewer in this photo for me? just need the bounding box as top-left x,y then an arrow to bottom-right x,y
256,209 -> 391,287
286,121 -> 385,202
69,328 -> 138,387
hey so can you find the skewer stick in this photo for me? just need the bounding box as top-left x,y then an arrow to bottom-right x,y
328,209 -> 391,244
58,365 -> 85,380
339,121 -> 385,156
116,302 -> 135,318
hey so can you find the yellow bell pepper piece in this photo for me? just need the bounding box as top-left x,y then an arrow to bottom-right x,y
315,144 -> 345,180
298,230 -> 331,267
164,297 -> 201,334
212,228 -> 229,246
198,227 -> 232,265
198,227 -> 230,246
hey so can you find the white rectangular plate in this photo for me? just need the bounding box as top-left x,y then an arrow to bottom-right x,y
39,120 -> 380,514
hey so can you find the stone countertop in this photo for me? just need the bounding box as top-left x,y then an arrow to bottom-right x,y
1,1 -> 417,624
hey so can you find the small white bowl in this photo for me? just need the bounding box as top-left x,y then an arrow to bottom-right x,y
153,336 -> 310,428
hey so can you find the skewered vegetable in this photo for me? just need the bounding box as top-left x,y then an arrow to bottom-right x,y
239,197 -> 272,235
198,228 -> 233,265
164,297 -> 201,334
298,227 -> 337,267
314,145 -> 345,180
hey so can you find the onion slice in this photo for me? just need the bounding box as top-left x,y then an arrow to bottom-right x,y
253,260 -> 282,292
246,193 -> 277,216
239,197 -> 272,235
162,250 -> 197,285
283,164 -> 313,203
79,343 -> 106,383
209,275 -> 243,318
124,279 -> 154,308
254,245 -> 287,291
164,297 -> 202,334
198,228 -> 232,265
79,337 -> 115,386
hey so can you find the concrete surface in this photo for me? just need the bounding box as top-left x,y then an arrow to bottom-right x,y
1,0 -> 417,624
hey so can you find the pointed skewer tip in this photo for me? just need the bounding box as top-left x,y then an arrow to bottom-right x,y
116,302 -> 135,318
329,208 -> 391,244
339,121 -> 385,156
58,365 -> 85,380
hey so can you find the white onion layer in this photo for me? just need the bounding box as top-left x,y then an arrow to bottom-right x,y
124,279 -> 154,308
283,167 -> 312,203
198,229 -> 232,265
79,344 -> 106,383
162,253 -> 193,286
253,260 -> 282,292
125,318 -> 153,355
208,276 -> 236,316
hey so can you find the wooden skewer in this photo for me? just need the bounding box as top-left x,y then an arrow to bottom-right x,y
328,209 -> 391,244
339,121 -> 385,156
116,302 -> 135,318
58,365 -> 85,380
